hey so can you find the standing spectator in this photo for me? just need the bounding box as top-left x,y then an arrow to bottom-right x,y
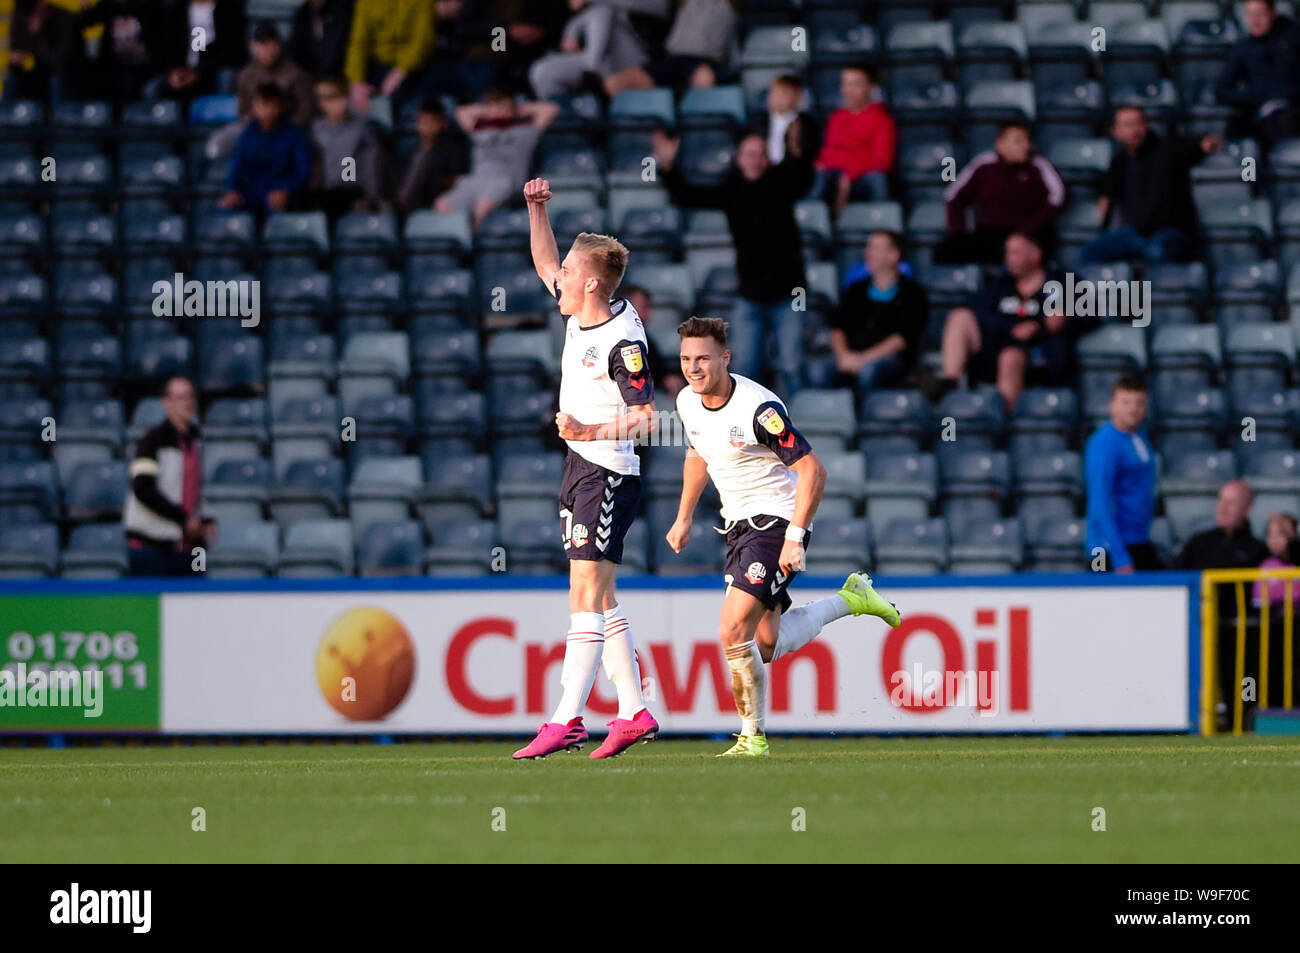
208,21 -> 316,160
79,0 -> 161,106
7,0 -> 88,105
1084,375 -> 1159,572
1173,479 -> 1271,731
1215,0 -> 1300,144
435,86 -> 559,228
152,0 -> 248,102
618,284 -> 686,397
751,74 -> 820,166
288,0 -> 355,82
124,377 -> 214,577
1081,105 -> 1222,264
811,65 -> 896,212
396,97 -> 469,214
828,231 -> 928,397
653,125 -> 814,394
934,120 -> 1066,265
601,0 -> 738,97
344,0 -> 435,116
311,78 -> 390,219
219,83 -> 314,218
528,0 -> 669,99
928,232 -> 1093,411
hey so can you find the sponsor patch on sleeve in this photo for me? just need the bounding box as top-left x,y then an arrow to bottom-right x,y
620,344 -> 644,373
757,406 -> 786,435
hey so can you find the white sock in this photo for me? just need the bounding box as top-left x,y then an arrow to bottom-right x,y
725,639 -> 766,736
600,604 -> 645,720
551,612 -> 605,724
770,594 -> 851,663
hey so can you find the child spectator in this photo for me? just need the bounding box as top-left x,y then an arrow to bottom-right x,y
397,97 -> 469,214
219,83 -> 313,218
311,78 -> 390,219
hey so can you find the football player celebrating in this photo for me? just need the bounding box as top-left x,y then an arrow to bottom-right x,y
667,317 -> 901,757
513,176 -> 661,760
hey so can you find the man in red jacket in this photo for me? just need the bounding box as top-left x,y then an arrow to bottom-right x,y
934,120 -> 1067,265
811,64 -> 896,214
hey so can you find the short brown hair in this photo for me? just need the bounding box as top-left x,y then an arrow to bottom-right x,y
1111,373 -> 1147,397
677,315 -> 728,347
570,232 -> 629,295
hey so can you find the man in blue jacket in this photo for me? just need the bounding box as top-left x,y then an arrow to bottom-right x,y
1085,375 -> 1160,572
1216,0 -> 1300,143
219,82 -> 312,218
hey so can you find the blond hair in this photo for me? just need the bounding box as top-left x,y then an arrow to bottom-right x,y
570,232 -> 629,295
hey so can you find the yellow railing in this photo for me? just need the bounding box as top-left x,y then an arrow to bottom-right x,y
1201,567 -> 1299,735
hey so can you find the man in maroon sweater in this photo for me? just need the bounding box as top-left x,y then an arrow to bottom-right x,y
934,121 -> 1066,265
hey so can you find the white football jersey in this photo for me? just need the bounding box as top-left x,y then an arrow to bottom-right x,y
558,298 -> 654,475
675,374 -> 813,523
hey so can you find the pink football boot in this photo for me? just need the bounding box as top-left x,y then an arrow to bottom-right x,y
588,708 -> 660,759
512,718 -> 589,759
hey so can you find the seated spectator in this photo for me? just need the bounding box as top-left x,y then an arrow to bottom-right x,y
602,0 -> 737,97
619,284 -> 686,398
219,83 -> 314,218
459,1 -> 569,99
208,21 -> 316,160
1084,375 -> 1160,573
1254,512 -> 1300,607
150,0 -> 247,102
751,74 -> 821,167
1081,105 -> 1222,264
1173,479 -> 1271,731
288,0 -> 355,82
312,79 -> 390,220
528,0 -> 669,100
436,86 -> 559,228
934,120 -> 1066,265
7,0 -> 88,105
1216,0 -> 1300,144
828,231 -> 928,397
344,0 -> 435,116
928,232 -> 1095,411
811,65 -> 896,213
653,124 -> 814,394
396,97 -> 469,215
79,0 -> 161,106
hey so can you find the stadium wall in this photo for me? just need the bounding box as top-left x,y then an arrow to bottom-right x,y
0,574 -> 1199,735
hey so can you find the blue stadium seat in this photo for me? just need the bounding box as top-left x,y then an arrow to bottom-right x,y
426,518 -> 498,576
0,397 -> 50,461
263,211 -> 330,256
864,451 -> 937,537
0,459 -> 59,523
63,460 -> 127,521
0,522 -> 58,577
270,457 -> 346,524
875,517 -> 949,575
949,517 -> 1023,574
206,521 -> 279,577
418,453 -> 491,532
61,522 -> 127,578
348,456 -> 422,535
279,519 -> 354,577
354,518 -> 424,576
957,21 -> 1028,87
271,395 -> 340,479
205,458 -> 272,525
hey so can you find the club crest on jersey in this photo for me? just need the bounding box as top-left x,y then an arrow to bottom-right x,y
728,425 -> 746,448
757,407 -> 786,436
571,522 -> 589,546
620,344 -> 644,373
744,561 -> 767,585
581,346 -> 599,367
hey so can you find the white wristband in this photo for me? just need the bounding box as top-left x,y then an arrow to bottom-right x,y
785,524 -> 806,543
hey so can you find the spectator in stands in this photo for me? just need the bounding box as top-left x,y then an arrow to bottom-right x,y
435,86 -> 559,228
653,123 -> 814,393
1254,512 -> 1300,607
208,21 -> 316,160
288,0 -> 355,82
751,74 -> 820,167
7,0 -> 88,105
79,0 -> 161,106
1216,0 -> 1300,144
1084,375 -> 1159,573
152,0 -> 248,102
396,96 -> 469,214
934,120 -> 1066,265
344,0 -> 435,116
928,232 -> 1093,411
811,65 -> 896,212
1173,479 -> 1270,731
828,230 -> 928,397
123,377 -> 214,577
219,83 -> 314,218
1081,105 -> 1222,264
311,78 -> 390,219
601,0 -> 737,97
528,0 -> 668,101
619,284 -> 686,397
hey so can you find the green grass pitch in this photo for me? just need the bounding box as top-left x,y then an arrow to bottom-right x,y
3,736 -> 1298,863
